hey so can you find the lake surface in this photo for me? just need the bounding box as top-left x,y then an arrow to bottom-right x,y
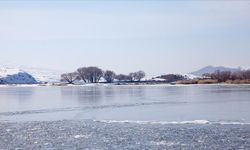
0,84 -> 250,123
1,84 -> 250,149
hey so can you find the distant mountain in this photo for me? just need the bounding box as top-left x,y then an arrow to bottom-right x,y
190,66 -> 241,76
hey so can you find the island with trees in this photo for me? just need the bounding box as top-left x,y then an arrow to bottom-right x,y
60,66 -> 147,85
60,66 -> 250,85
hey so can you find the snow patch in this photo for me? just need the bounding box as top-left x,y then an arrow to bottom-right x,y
183,74 -> 200,79
74,134 -> 90,139
151,141 -> 176,146
22,67 -> 62,83
95,120 -> 210,125
6,129 -> 11,132
95,120 -> 250,125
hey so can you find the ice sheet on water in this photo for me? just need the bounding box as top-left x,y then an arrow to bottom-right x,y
0,101 -> 186,116
95,120 -> 210,125
95,120 -> 250,125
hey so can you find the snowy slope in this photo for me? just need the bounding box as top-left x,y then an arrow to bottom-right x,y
0,66 -> 63,83
0,72 -> 38,84
21,67 -> 63,83
183,74 -> 200,79
0,68 -> 37,84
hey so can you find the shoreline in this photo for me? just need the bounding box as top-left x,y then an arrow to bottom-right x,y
176,79 -> 250,85
1,82 -> 250,88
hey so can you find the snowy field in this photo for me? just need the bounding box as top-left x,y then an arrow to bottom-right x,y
1,120 -> 250,149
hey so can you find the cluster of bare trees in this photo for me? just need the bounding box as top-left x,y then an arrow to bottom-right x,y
61,66 -> 146,84
115,74 -> 131,82
61,72 -> 80,84
157,74 -> 185,83
77,67 -> 103,83
128,71 -> 146,82
104,70 -> 116,83
203,70 -> 250,82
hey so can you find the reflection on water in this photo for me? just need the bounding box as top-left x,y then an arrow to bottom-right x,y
0,87 -> 34,112
61,86 -> 104,104
0,87 -> 34,101
60,86 -> 148,105
77,87 -> 103,103
0,85 -> 250,122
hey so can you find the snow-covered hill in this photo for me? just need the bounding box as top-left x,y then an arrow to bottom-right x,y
0,72 -> 37,84
0,68 -> 37,84
0,66 -> 63,84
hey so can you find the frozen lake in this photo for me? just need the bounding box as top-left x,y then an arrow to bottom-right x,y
0,84 -> 250,123
1,84 -> 250,149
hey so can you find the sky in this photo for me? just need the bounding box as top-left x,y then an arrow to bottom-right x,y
0,0 -> 250,76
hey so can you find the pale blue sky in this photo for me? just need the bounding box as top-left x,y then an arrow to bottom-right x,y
0,0 -> 250,76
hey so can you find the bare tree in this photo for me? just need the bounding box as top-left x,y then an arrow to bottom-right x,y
231,72 -> 243,80
61,72 -> 79,84
129,71 -> 146,81
77,67 -> 88,83
206,70 -> 231,82
230,70 -> 250,80
115,74 -> 124,81
129,72 -> 136,81
246,70 -> 250,79
220,71 -> 231,82
134,71 -> 146,81
104,70 -> 116,83
242,70 -> 250,80
159,74 -> 184,82
87,67 -> 103,83
76,67 -> 103,83
115,74 -> 131,82
210,70 -> 221,81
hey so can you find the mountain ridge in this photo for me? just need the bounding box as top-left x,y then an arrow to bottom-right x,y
190,66 -> 242,76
